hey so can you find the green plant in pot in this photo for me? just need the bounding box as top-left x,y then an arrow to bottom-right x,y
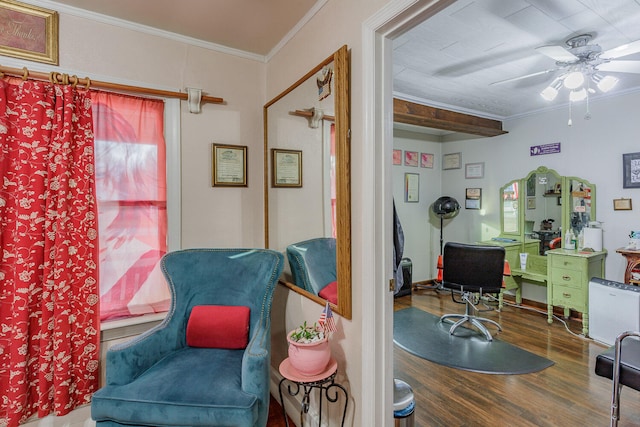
287,321 -> 331,376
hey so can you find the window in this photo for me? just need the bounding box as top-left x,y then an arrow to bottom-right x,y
91,91 -> 173,321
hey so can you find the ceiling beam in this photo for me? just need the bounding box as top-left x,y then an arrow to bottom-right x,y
393,98 -> 507,137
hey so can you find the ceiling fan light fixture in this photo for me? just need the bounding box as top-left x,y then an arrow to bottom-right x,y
570,88 -> 587,102
540,85 -> 558,101
594,74 -> 618,92
563,71 -> 584,89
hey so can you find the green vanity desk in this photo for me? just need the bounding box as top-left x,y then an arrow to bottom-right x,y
479,238 -> 541,308
492,166 -> 604,336
546,248 -> 606,335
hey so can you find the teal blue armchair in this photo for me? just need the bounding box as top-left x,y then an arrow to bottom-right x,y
91,248 -> 284,427
286,237 -> 336,296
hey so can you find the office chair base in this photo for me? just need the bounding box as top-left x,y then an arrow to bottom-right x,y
440,314 -> 502,341
413,280 -> 442,292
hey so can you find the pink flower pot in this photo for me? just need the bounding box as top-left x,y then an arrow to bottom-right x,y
287,330 -> 331,376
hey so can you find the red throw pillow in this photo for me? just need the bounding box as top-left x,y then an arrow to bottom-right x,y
186,305 -> 250,349
319,281 -> 338,305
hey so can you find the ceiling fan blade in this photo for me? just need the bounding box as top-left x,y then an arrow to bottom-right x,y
490,68 -> 559,86
597,60 -> 640,74
602,39 -> 640,59
536,45 -> 578,62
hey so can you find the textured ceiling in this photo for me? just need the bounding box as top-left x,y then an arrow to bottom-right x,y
393,0 -> 640,120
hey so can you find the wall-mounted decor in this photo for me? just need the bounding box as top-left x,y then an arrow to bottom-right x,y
0,0 -> 58,65
613,198 -> 632,211
527,174 -> 536,196
404,150 -> 418,167
527,197 -> 536,210
420,153 -> 434,168
272,148 -> 302,188
465,188 -> 481,209
443,152 -> 462,170
623,152 -> 640,189
404,173 -> 419,202
212,144 -> 247,187
465,162 -> 484,179
530,142 -> 561,156
317,66 -> 333,101
393,149 -> 402,165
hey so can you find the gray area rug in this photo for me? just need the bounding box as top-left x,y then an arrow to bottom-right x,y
394,307 -> 554,374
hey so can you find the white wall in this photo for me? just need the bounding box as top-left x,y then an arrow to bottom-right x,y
392,128 -> 442,282
394,90 -> 640,303
53,10 -> 268,250
265,1 -> 391,425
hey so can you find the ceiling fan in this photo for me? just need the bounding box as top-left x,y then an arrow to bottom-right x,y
492,33 -> 640,102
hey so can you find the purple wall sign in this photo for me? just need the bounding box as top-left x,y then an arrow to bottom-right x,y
530,142 -> 561,156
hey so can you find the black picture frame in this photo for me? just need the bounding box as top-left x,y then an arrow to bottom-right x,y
623,152 -> 640,189
465,187 -> 481,209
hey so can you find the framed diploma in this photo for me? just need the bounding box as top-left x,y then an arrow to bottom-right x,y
272,148 -> 302,188
465,162 -> 484,179
443,152 -> 462,170
212,143 -> 247,187
613,198 -> 632,211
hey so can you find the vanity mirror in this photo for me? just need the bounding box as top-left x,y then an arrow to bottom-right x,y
498,166 -> 595,253
263,45 -> 351,319
491,166 -> 599,311
495,167 -> 602,335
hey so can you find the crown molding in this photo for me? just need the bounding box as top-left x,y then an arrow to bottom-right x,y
30,0 -> 266,62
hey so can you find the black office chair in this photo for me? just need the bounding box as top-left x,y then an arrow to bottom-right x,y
439,242 -> 506,341
595,331 -> 640,427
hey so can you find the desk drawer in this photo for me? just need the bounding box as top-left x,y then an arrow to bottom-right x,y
551,284 -> 585,309
550,268 -> 582,288
550,255 -> 583,271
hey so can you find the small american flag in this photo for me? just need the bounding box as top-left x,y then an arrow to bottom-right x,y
318,302 -> 337,334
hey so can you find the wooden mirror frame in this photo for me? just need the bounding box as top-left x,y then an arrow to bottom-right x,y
263,45 -> 351,319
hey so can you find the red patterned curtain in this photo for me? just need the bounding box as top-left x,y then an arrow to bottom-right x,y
0,79 -> 99,426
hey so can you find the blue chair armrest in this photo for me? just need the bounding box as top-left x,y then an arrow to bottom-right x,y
105,319 -> 183,386
241,324 -> 270,395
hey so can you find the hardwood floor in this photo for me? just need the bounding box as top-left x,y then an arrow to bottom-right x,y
394,289 -> 640,427
267,394 -> 294,427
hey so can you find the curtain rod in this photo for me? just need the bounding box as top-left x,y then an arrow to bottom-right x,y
0,65 -> 224,105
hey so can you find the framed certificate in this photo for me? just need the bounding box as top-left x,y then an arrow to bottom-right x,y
613,198 -> 632,211
443,152 -> 462,170
272,148 -> 302,187
465,162 -> 484,179
465,187 -> 481,209
212,143 -> 247,187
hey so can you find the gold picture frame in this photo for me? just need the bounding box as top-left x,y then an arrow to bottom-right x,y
0,0 -> 59,65
613,198 -> 632,211
212,143 -> 247,187
271,148 -> 302,188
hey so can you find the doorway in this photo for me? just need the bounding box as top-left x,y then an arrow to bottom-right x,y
362,0 -> 456,424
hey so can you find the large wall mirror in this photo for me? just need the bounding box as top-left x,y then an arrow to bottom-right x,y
499,166 -> 596,256
264,45 -> 351,319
